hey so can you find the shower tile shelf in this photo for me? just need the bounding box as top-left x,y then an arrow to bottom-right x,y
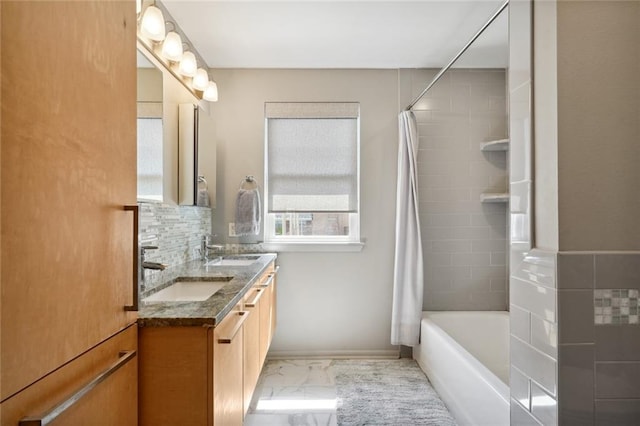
480,139 -> 509,151
480,193 -> 509,203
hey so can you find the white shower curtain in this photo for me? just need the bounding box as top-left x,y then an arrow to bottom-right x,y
391,110 -> 424,346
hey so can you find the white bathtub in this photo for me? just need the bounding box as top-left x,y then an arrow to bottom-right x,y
414,311 -> 510,426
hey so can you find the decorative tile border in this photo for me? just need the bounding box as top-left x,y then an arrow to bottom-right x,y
594,289 -> 640,325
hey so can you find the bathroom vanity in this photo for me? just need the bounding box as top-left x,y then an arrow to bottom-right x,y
137,254 -> 277,425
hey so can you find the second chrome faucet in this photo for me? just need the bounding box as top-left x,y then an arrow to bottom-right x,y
201,234 -> 224,261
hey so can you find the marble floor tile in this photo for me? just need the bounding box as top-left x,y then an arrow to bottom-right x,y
244,413 -> 337,426
248,360 -> 339,424
259,359 -> 335,387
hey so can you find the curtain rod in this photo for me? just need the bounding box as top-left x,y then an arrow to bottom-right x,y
404,0 -> 509,111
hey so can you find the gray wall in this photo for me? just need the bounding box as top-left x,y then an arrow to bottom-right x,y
210,69 -> 400,356
400,68 -> 509,311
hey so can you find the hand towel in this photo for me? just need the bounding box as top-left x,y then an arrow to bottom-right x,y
235,188 -> 261,236
197,188 -> 210,207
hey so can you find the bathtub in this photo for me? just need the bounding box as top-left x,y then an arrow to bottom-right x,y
414,311 -> 510,426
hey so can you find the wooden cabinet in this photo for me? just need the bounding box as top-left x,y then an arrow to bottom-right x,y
139,261 -> 278,425
139,304 -> 246,426
258,267 -> 278,367
1,0 -> 138,422
243,287 -> 263,415
213,310 -> 247,425
244,264 -> 278,414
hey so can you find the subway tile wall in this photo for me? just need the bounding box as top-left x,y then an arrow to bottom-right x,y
138,202 -> 212,291
402,68 -> 509,311
558,252 -> 640,425
514,252 -> 640,425
509,0 -> 542,423
510,250 -> 559,425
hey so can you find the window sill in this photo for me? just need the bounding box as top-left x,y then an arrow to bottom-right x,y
261,241 -> 365,253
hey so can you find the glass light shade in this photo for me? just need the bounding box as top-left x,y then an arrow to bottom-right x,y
140,5 -> 166,42
192,68 -> 209,91
161,31 -> 183,62
179,51 -> 197,77
203,81 -> 218,102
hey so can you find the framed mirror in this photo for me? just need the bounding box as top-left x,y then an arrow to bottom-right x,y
136,43 -> 216,207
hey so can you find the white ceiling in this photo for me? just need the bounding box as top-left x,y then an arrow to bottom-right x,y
162,0 -> 508,69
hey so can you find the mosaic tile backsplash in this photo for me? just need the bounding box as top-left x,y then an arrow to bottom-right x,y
138,202 -> 268,292
594,289 -> 640,325
139,202 -> 212,290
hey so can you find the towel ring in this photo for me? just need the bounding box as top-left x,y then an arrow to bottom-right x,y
240,175 -> 259,190
198,175 -> 208,190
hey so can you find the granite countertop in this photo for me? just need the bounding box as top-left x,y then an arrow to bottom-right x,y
137,253 -> 277,327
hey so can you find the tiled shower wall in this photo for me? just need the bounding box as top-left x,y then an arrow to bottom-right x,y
557,252 -> 640,424
509,0 -> 640,424
510,249 -> 559,425
511,252 -> 640,425
402,69 -> 509,311
138,202 -> 211,291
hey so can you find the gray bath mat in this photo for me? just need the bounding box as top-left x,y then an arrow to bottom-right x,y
333,359 -> 457,426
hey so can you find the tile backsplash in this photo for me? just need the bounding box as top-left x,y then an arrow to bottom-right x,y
137,202 -> 268,292
139,202 -> 212,290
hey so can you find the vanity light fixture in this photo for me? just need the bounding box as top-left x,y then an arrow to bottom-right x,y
203,81 -> 219,102
179,51 -> 197,77
161,31 -> 183,62
192,68 -> 210,91
138,0 -> 218,102
140,5 -> 166,41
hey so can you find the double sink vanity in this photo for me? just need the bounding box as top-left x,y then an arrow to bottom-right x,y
137,253 -> 278,425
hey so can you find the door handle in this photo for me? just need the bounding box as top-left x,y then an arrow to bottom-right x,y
124,205 -> 139,311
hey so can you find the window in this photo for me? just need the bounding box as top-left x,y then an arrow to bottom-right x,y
264,102 -> 361,248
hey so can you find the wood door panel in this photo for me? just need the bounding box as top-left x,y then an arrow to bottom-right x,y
259,284 -> 272,367
1,325 -> 137,425
214,310 -> 244,426
243,288 -> 262,415
1,1 -> 136,399
271,269 -> 278,346
138,326 -> 210,426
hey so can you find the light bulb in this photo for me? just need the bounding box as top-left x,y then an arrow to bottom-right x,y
140,5 -> 166,42
179,51 -> 197,77
193,68 -> 209,91
161,31 -> 183,62
204,81 -> 218,102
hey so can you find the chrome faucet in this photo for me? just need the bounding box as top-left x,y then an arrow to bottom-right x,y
201,234 -> 224,261
140,245 -> 166,282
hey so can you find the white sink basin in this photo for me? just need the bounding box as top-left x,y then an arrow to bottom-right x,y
143,280 -> 230,302
205,256 -> 261,267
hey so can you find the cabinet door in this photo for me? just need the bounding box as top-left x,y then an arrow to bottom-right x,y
270,267 -> 278,344
259,268 -> 278,367
138,327 -> 210,426
243,287 -> 266,415
1,0 -> 137,400
213,309 -> 246,426
259,281 -> 272,367
1,325 -> 137,425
